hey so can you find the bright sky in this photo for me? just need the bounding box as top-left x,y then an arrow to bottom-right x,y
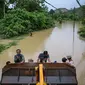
45,0 -> 85,10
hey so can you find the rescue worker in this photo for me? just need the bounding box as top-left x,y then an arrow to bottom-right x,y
14,49 -> 25,63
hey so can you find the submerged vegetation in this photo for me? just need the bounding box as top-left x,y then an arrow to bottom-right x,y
0,41 -> 17,53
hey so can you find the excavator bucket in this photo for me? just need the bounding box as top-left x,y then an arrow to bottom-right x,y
0,63 -> 78,85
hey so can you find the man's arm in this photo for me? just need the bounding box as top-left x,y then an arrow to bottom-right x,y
14,55 -> 18,63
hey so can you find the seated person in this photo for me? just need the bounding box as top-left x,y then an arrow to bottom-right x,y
66,55 -> 74,67
37,51 -> 51,63
62,57 -> 67,63
6,61 -> 11,65
37,53 -> 44,63
28,59 -> 34,63
54,61 -> 57,63
14,49 -> 25,63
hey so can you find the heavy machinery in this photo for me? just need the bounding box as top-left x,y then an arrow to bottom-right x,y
0,63 -> 78,85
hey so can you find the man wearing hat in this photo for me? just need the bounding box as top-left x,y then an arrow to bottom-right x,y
66,55 -> 74,66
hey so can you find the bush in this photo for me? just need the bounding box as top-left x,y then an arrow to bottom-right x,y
29,12 -> 54,30
6,41 -> 17,49
0,44 -> 6,53
0,9 -> 54,38
82,18 -> 85,25
78,26 -> 85,37
0,9 -> 31,38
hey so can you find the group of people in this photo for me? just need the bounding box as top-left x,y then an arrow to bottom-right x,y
62,56 -> 74,66
6,49 -> 74,67
14,49 -> 50,63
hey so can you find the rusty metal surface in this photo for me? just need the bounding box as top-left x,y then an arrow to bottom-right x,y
1,63 -> 78,85
2,63 -> 75,72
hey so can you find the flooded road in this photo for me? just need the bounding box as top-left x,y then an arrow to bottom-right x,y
0,21 -> 85,85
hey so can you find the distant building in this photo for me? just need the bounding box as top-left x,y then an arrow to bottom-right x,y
55,8 -> 68,13
59,8 -> 68,13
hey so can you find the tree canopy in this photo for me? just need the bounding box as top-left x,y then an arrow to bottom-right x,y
9,0 -> 47,12
0,8 -> 54,38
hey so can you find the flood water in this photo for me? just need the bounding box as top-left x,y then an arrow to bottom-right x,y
0,21 -> 85,85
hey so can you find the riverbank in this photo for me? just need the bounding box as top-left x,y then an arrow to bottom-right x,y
0,41 -> 17,53
0,28 -> 53,54
0,34 -> 28,54
0,9 -> 54,39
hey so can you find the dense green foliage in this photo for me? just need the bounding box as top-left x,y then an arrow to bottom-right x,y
0,9 -> 54,38
0,0 -> 54,38
49,8 -> 80,22
0,44 -> 6,53
9,0 -> 47,12
0,0 -> 9,19
0,1 -> 4,19
0,0 -> 84,38
78,27 -> 85,37
78,5 -> 85,38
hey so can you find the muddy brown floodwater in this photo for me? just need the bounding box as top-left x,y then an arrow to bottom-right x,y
0,21 -> 85,85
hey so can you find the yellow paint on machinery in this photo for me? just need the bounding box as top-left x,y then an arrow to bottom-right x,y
36,64 -> 47,85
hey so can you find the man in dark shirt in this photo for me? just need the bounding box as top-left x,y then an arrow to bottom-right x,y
37,51 -> 51,63
14,49 -> 25,63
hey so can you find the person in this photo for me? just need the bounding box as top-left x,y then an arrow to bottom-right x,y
37,51 -> 51,63
62,57 -> 67,63
43,51 -> 50,63
37,53 -> 44,63
28,59 -> 34,63
30,32 -> 32,36
66,55 -> 74,66
54,61 -> 57,63
14,49 -> 25,63
6,61 -> 11,65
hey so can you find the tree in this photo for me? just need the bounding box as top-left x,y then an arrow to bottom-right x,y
0,8 -> 54,38
9,0 -> 46,12
0,0 -> 11,19
0,9 -> 31,38
0,0 -> 5,18
77,0 -> 85,37
49,9 -> 55,15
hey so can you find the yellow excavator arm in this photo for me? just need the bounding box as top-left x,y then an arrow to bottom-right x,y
36,64 -> 47,85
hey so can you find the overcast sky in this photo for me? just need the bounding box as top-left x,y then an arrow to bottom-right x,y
45,0 -> 85,10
